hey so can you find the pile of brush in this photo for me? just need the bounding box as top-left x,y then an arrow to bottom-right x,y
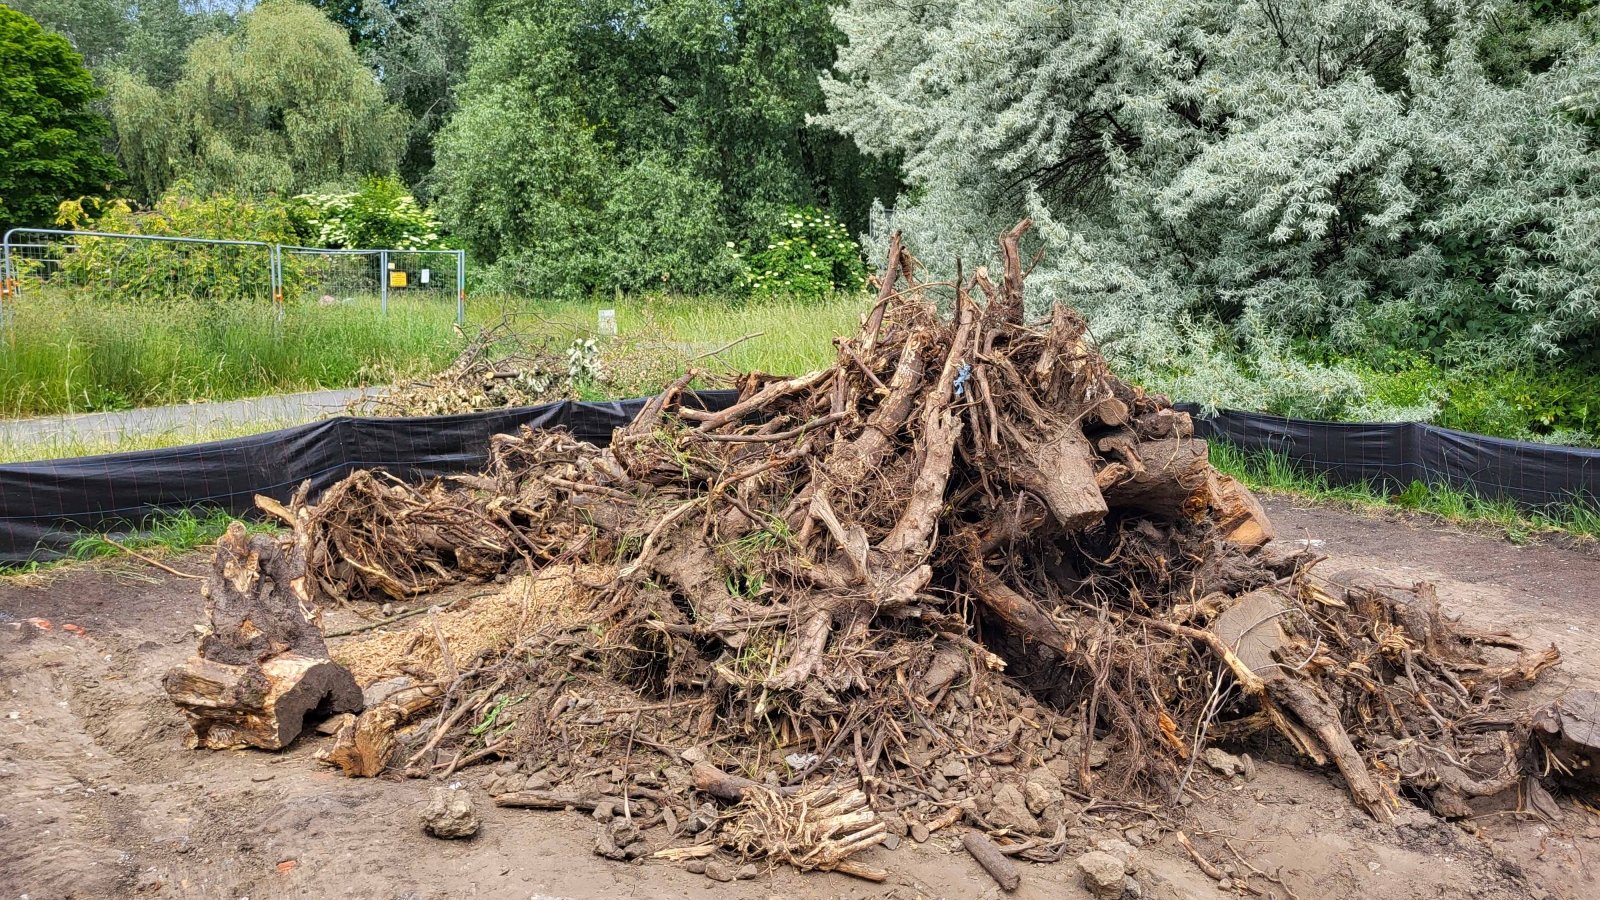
190,222 -> 1566,885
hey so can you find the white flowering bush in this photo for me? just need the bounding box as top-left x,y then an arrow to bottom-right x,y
292,175 -> 444,250
739,207 -> 868,299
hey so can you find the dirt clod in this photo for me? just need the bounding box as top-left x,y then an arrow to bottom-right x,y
1076,850 -> 1128,898
421,788 -> 479,839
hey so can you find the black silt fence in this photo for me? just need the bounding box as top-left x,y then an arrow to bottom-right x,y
2,395 -> 1595,564
0,393 -> 737,564
1180,406 -> 1600,509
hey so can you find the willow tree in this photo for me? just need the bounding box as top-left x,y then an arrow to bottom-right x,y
821,0 -> 1600,389
108,0 -> 405,200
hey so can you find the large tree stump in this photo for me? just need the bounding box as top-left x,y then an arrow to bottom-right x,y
164,521 -> 361,750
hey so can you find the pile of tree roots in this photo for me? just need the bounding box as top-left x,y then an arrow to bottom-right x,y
173,222 -> 1572,884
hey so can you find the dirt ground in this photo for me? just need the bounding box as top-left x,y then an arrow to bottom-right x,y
3,497 -> 1597,900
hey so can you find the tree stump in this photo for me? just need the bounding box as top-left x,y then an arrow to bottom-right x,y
164,521 -> 362,750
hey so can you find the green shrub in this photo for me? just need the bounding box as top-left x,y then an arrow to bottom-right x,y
50,190 -> 296,305
291,176 -> 446,250
739,208 -> 866,300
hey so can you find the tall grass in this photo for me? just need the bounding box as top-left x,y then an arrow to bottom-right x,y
0,288 -> 867,418
0,289 -> 463,417
1208,442 -> 1600,541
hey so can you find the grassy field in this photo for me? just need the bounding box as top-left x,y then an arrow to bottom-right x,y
0,289 -> 866,419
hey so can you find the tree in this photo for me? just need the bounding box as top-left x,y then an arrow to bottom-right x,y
820,0 -> 1600,372
106,0 -> 405,201
0,5 -> 122,228
10,0 -> 235,85
434,0 -> 899,295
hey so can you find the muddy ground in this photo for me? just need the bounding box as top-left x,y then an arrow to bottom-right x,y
2,498 -> 1597,900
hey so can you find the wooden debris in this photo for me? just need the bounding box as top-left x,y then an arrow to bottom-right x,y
962,831 -> 1022,891
164,520 -> 361,750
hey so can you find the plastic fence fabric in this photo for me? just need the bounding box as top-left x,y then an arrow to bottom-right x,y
3,395 -> 1596,563
1182,407 -> 1600,507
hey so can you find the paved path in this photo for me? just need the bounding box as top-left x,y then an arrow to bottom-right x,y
0,387 -> 380,452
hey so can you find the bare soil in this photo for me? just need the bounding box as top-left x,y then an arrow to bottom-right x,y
2,499 -> 1597,900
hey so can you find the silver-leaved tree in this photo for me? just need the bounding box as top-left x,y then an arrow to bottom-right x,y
821,0 -> 1600,415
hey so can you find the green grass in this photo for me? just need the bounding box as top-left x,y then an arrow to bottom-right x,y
0,288 -> 463,417
0,508 -> 279,576
0,287 -> 868,419
1208,442 -> 1600,542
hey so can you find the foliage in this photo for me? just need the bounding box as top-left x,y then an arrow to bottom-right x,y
822,0 -> 1600,379
0,6 -> 121,228
9,0 -> 232,84
105,0 -> 405,202
740,207 -> 867,299
292,176 -> 445,249
435,0 -> 900,296
49,190 -> 297,305
309,0 -> 468,188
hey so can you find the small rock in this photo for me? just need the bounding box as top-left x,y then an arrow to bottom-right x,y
989,783 -> 1038,834
1202,748 -> 1248,778
736,863 -> 758,880
883,834 -> 902,850
686,860 -> 708,874
1076,850 -> 1127,899
705,861 -> 736,882
592,799 -> 615,823
1022,779 -> 1056,816
593,832 -> 624,861
250,772 -> 276,783
941,760 -> 969,779
420,788 -> 479,839
883,814 -> 908,838
910,822 -> 931,843
1096,838 -> 1139,866
609,822 -> 637,846
622,841 -> 649,861
501,773 -> 527,793
363,675 -> 414,708
494,761 -> 518,777
1123,875 -> 1144,899
1087,740 -> 1111,769
680,746 -> 708,764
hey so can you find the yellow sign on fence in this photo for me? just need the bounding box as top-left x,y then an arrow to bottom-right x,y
389,271 -> 408,288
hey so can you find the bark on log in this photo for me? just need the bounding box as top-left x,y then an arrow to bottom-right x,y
319,683 -> 441,776
1002,421 -> 1107,531
1100,437 -> 1212,520
690,761 -> 799,802
962,831 -> 1021,891
164,522 -> 361,751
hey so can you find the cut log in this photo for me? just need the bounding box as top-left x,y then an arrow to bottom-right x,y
164,521 -> 361,751
319,682 -> 441,776
1532,690 -> 1600,786
1206,473 -> 1275,549
1002,421 -> 1107,531
164,653 -> 361,750
1100,437 -> 1212,520
962,831 -> 1022,890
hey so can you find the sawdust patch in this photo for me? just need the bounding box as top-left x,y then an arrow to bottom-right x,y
334,565 -> 605,685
